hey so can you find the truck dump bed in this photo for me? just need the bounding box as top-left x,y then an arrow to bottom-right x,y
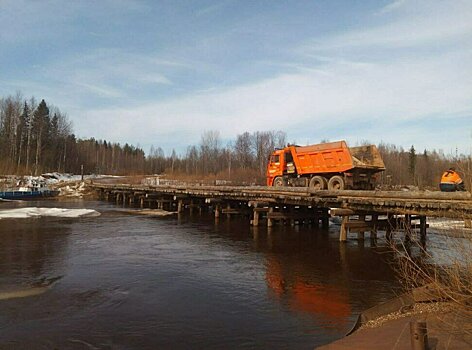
292,141 -> 385,175
349,145 -> 385,170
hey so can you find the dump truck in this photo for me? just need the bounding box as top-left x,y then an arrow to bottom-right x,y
266,140 -> 385,190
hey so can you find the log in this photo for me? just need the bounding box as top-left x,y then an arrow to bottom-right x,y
330,208 -> 358,216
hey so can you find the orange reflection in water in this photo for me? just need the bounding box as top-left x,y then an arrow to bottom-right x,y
266,257 -> 351,328
290,281 -> 351,321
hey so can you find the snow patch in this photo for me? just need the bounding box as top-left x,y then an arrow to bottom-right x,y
0,207 -> 100,219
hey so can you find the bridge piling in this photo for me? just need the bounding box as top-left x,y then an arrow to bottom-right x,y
214,203 -> 221,219
267,207 -> 274,227
419,216 -> 427,241
371,214 -> 379,240
321,208 -> 329,229
339,216 -> 348,242
358,214 -> 366,240
386,213 -> 394,241
91,184 -> 471,245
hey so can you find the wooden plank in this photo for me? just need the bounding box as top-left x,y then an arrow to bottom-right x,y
330,208 -> 357,216
89,183 -> 472,220
344,222 -> 373,229
267,212 -> 314,220
221,208 -> 250,215
253,207 -> 270,212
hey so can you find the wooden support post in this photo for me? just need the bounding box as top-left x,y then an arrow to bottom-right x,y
404,214 -> 412,242
321,208 -> 329,229
290,206 -> 295,226
371,214 -> 378,240
177,200 -> 183,213
140,197 -> 144,208
339,216 -> 348,242
122,194 -> 127,206
358,214 -> 365,240
405,214 -> 412,227
410,321 -> 429,350
214,204 -> 221,219
189,200 -> 194,216
252,209 -> 260,227
267,207 -> 274,227
116,193 -> 120,204
313,209 -> 319,228
386,213 -> 394,241
129,195 -> 134,206
419,216 -> 427,243
226,202 -> 231,219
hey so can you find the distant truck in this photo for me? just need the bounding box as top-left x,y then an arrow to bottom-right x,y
266,141 -> 385,190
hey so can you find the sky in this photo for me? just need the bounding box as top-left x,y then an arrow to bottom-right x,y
1,0 -> 471,156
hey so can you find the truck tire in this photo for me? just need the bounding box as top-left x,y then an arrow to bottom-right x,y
328,176 -> 345,191
309,176 -> 327,190
273,176 -> 284,187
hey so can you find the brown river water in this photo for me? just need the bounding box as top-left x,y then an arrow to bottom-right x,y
0,200 -> 402,349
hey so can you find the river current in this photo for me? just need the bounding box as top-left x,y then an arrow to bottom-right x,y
0,200 -> 401,349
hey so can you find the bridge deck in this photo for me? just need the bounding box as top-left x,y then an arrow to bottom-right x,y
91,184 -> 472,219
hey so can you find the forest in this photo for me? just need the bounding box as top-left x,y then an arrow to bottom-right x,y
1,93 -> 470,189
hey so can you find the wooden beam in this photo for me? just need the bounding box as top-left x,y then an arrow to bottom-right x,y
339,216 -> 348,242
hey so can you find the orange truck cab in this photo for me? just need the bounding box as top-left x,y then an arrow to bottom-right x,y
266,140 -> 385,190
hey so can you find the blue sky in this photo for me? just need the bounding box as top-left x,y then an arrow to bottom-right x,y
1,0 -> 471,156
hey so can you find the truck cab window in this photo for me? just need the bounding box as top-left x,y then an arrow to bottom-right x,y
271,155 -> 280,163
285,152 -> 293,163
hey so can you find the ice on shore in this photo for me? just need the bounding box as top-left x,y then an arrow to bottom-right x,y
0,207 -> 100,219
1,173 -> 124,198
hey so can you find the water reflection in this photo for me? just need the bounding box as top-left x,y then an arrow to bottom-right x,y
0,205 -> 401,349
251,224 -> 400,332
266,255 -> 351,330
0,218 -> 70,286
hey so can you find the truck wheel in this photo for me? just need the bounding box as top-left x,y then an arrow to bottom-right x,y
309,176 -> 327,190
273,176 -> 284,187
328,176 -> 345,191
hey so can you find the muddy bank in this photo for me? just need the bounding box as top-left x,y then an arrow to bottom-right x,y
317,286 -> 472,349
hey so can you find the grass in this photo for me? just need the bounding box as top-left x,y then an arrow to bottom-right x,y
391,218 -> 472,337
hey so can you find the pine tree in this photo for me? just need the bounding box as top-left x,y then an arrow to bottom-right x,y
409,145 -> 416,184
32,99 -> 49,175
17,101 -> 31,171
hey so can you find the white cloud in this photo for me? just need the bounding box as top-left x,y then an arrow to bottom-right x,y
306,0 -> 472,50
78,48 -> 472,152
378,0 -> 407,14
74,82 -> 123,99
3,0 -> 471,155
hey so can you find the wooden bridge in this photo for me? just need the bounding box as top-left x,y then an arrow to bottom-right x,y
90,183 -> 472,242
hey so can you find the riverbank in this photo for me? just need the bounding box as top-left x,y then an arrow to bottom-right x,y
0,173 -> 121,199
317,289 -> 472,349
318,306 -> 471,349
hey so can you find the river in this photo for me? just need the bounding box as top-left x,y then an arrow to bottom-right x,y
0,200 -> 401,349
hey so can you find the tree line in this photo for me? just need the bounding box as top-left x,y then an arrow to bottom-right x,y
378,144 -> 471,190
149,134 -> 471,189
1,93 -> 470,189
0,94 -> 146,175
